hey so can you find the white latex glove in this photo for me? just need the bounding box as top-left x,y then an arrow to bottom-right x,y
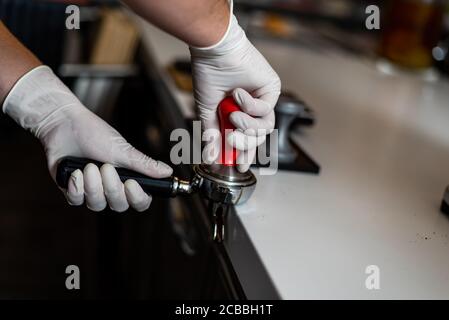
3,66 -> 172,212
190,4 -> 281,172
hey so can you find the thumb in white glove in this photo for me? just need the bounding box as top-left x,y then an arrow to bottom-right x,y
190,6 -> 281,172
3,66 -> 172,212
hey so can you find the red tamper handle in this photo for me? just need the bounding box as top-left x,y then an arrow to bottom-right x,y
218,96 -> 241,166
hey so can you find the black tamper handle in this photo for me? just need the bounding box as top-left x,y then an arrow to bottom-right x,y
56,157 -> 176,197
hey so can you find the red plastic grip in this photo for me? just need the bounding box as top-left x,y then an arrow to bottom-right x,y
218,96 -> 241,166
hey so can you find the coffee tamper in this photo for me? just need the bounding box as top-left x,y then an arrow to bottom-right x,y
56,97 -> 256,242
193,97 -> 257,241
275,93 -> 315,164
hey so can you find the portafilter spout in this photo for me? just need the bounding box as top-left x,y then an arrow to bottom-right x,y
193,163 -> 256,242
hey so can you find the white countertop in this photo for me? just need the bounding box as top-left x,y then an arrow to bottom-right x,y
136,18 -> 449,299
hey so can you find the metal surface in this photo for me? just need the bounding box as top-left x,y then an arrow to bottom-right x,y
194,164 -> 257,205
194,164 -> 257,242
275,94 -> 313,163
210,202 -> 228,243
59,64 -> 139,78
171,176 -> 197,196
164,163 -> 257,242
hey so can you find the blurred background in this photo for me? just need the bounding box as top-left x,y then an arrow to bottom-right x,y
0,0 -> 448,299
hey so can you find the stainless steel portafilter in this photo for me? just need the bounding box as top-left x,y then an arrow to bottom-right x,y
56,97 -> 257,242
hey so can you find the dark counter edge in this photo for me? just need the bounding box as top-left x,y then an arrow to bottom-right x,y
139,44 -> 281,300
225,206 -> 281,299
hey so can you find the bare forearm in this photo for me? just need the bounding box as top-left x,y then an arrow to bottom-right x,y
123,0 -> 230,47
0,21 -> 41,104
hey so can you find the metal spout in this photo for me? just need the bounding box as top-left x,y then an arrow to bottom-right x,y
193,164 -> 257,242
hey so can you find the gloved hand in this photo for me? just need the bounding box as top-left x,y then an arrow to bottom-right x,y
190,4 -> 281,172
3,66 -> 172,212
